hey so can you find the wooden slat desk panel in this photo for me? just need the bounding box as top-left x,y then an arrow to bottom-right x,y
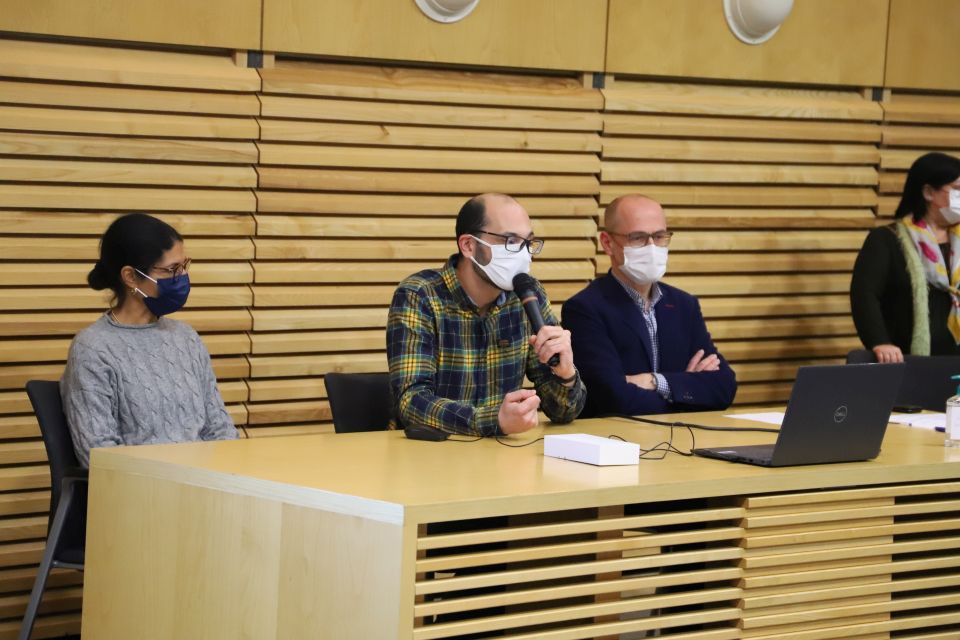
83,412 -> 960,639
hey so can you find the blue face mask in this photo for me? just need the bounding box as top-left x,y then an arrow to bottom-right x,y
134,269 -> 190,317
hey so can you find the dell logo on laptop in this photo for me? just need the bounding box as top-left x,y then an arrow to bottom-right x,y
833,405 -> 848,423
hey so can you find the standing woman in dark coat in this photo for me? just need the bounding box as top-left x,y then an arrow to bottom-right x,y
851,152 -> 960,362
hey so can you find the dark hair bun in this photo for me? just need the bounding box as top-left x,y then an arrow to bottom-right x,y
87,261 -> 109,290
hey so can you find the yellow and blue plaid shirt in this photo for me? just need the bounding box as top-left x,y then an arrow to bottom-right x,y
387,255 -> 586,436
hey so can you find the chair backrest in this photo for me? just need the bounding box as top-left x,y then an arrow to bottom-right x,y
846,349 -> 877,364
25,381 -> 80,517
898,355 -> 960,411
325,372 -> 393,433
845,352 -> 960,411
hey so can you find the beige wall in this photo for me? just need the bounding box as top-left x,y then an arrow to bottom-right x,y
263,0 -> 608,72
3,1 -> 960,91
0,0 -> 261,50
606,0 -> 888,86
886,0 -> 960,91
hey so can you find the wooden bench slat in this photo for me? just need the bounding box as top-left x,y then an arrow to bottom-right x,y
253,238 -> 595,260
256,168 -> 599,194
700,295 -> 850,318
717,336 -> 861,361
0,262 -> 252,286
251,308 -> 389,332
259,119 -> 600,151
253,260 -> 595,284
245,400 -> 331,425
602,139 -> 879,165
0,104 -> 259,139
248,353 -> 387,379
597,253 -> 858,274
2,237 -> 254,260
0,185 -> 255,212
0,158 -> 257,188
600,185 -> 878,207
601,162 -> 878,186
667,273 -> 851,297
882,95 -> 960,125
251,330 -> 385,355
0,211 -> 256,236
604,83 -> 881,121
255,192 -> 597,216
881,125 -> 960,148
257,143 -> 600,174
603,113 -> 880,143
260,62 -> 601,110
669,231 -> 868,252
254,215 -> 596,238
0,286 -> 252,311
646,209 -> 875,229
259,95 -> 602,132
247,378 -> 327,403
0,310 -> 251,337
0,131 -> 258,163
0,79 -> 259,116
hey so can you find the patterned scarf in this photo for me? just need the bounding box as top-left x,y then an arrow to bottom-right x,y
900,217 -> 960,344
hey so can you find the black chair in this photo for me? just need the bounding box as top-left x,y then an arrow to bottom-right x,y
325,372 -> 393,433
20,381 -> 87,640
896,355 -> 960,411
846,349 -> 877,364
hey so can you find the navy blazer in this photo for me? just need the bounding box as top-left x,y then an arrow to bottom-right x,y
561,273 -> 737,417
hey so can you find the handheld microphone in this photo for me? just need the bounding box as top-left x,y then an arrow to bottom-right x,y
513,273 -> 560,367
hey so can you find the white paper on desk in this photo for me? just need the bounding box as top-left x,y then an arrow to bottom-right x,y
722,412 -> 785,426
889,412 -> 945,431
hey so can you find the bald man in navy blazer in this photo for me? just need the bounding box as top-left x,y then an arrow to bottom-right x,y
562,195 -> 736,417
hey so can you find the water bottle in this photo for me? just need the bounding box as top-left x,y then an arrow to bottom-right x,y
946,375 -> 960,448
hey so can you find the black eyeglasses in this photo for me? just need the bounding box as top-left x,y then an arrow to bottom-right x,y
471,230 -> 544,255
608,231 -> 674,248
151,257 -> 192,278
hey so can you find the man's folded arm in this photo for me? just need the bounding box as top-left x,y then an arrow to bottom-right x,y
562,298 -> 670,416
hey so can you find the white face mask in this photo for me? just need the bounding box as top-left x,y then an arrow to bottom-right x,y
469,237 -> 531,291
621,244 -> 668,285
940,188 -> 960,225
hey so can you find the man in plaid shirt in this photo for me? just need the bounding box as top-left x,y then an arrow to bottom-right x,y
387,193 -> 586,437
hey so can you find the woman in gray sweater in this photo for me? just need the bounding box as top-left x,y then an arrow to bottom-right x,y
61,213 -> 237,467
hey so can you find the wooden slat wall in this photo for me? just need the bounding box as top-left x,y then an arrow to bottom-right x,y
599,79 -> 883,405
879,92 -> 960,220
0,38 -> 260,637
249,60 -> 602,435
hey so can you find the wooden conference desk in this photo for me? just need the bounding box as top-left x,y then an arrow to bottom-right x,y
81,412 -> 960,639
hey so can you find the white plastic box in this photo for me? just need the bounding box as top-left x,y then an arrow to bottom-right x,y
543,433 -> 640,466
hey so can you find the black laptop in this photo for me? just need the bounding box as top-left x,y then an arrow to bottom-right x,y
693,363 -> 905,467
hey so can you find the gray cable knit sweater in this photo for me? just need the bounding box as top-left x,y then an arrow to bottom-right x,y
60,313 -> 238,467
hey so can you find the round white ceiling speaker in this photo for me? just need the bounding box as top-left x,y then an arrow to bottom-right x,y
723,0 -> 795,45
415,0 -> 480,23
